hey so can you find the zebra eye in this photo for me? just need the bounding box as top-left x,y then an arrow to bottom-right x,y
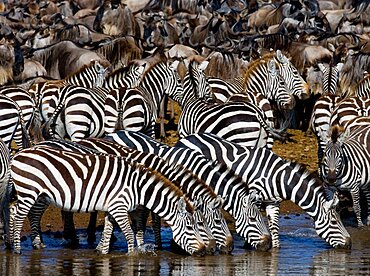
249,217 -> 256,222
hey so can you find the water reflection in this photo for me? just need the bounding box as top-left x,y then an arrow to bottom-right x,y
0,215 -> 369,275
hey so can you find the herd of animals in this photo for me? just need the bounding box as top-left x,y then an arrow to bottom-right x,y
0,0 -> 368,256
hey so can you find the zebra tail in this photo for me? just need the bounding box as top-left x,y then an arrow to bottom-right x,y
28,109 -> 44,144
0,146 -> 12,240
42,90 -> 68,140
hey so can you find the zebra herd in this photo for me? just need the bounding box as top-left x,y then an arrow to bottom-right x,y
0,47 -> 362,256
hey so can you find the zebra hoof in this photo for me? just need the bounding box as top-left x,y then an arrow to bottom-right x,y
95,248 -> 109,255
13,248 -> 21,254
32,242 -> 46,250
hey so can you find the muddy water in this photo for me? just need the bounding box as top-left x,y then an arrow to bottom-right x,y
0,214 -> 369,276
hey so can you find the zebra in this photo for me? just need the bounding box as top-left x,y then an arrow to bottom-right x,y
103,56 -> 183,138
105,130 -> 272,251
6,146 -> 206,255
174,133 -> 352,249
330,96 -> 370,129
0,138 -> 11,239
170,57 -> 287,148
43,85 -> 108,141
317,63 -> 344,95
309,94 -> 342,165
0,94 -> 31,151
320,122 -> 370,227
35,137 -> 231,254
355,73 -> 370,98
28,60 -> 112,140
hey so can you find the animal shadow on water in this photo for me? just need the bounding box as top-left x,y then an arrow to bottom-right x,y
337,190 -> 369,228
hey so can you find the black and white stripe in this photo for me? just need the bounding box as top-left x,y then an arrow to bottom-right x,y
7,146 -> 206,255
174,133 -> 352,249
320,122 -> 370,227
318,63 -> 343,95
0,94 -> 31,150
171,58 -> 286,148
355,73 -> 370,98
104,59 -> 182,138
105,130 -> 272,251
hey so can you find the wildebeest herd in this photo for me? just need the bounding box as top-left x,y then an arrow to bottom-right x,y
0,0 -> 369,256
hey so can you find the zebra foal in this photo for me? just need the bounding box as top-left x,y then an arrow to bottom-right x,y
6,147 -> 206,255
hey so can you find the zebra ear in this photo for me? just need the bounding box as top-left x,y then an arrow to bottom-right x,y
276,50 -> 288,64
193,197 -> 203,209
183,59 -> 190,69
337,127 -> 351,144
137,63 -> 147,75
169,60 -> 179,72
177,196 -> 187,214
336,63 -> 344,73
324,192 -> 340,211
317,63 -> 326,73
210,196 -> 224,209
318,126 -> 330,143
267,60 -> 277,75
198,60 -> 209,72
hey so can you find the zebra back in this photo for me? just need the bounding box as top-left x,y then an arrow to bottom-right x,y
174,133 -> 352,249
330,96 -> 370,128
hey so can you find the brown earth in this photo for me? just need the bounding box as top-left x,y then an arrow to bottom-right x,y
22,103 -> 319,233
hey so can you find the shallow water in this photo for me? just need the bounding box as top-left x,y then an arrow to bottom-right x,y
1,213 -> 369,276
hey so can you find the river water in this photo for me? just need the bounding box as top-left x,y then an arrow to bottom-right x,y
0,213 -> 369,275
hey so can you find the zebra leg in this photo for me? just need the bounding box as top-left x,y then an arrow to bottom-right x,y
350,186 -> 364,227
61,211 -> 79,246
364,190 -> 370,226
87,212 -> 97,244
130,206 -> 150,247
96,214 -> 114,254
151,211 -> 162,250
109,208 -> 136,254
265,204 -> 281,248
13,199 -> 35,254
28,197 -> 49,249
6,203 -> 16,249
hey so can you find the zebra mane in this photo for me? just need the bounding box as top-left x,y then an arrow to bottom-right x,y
131,160 -> 194,213
243,52 -> 275,84
106,60 -> 137,77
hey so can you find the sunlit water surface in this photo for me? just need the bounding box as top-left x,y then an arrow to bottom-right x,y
0,214 -> 369,275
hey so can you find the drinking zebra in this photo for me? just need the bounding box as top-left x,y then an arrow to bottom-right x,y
320,121 -> 370,227
174,133 -> 352,249
6,146 -> 206,255
106,130 -> 272,251
170,57 -> 286,148
35,137 -> 231,254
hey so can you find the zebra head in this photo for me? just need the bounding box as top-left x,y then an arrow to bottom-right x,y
233,190 -> 271,251
266,60 -> 295,111
188,58 -> 214,101
192,198 -> 217,255
172,196 -> 206,256
315,192 -> 351,249
194,196 -> 233,254
320,126 -> 349,185
164,60 -> 184,99
275,50 -> 310,100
